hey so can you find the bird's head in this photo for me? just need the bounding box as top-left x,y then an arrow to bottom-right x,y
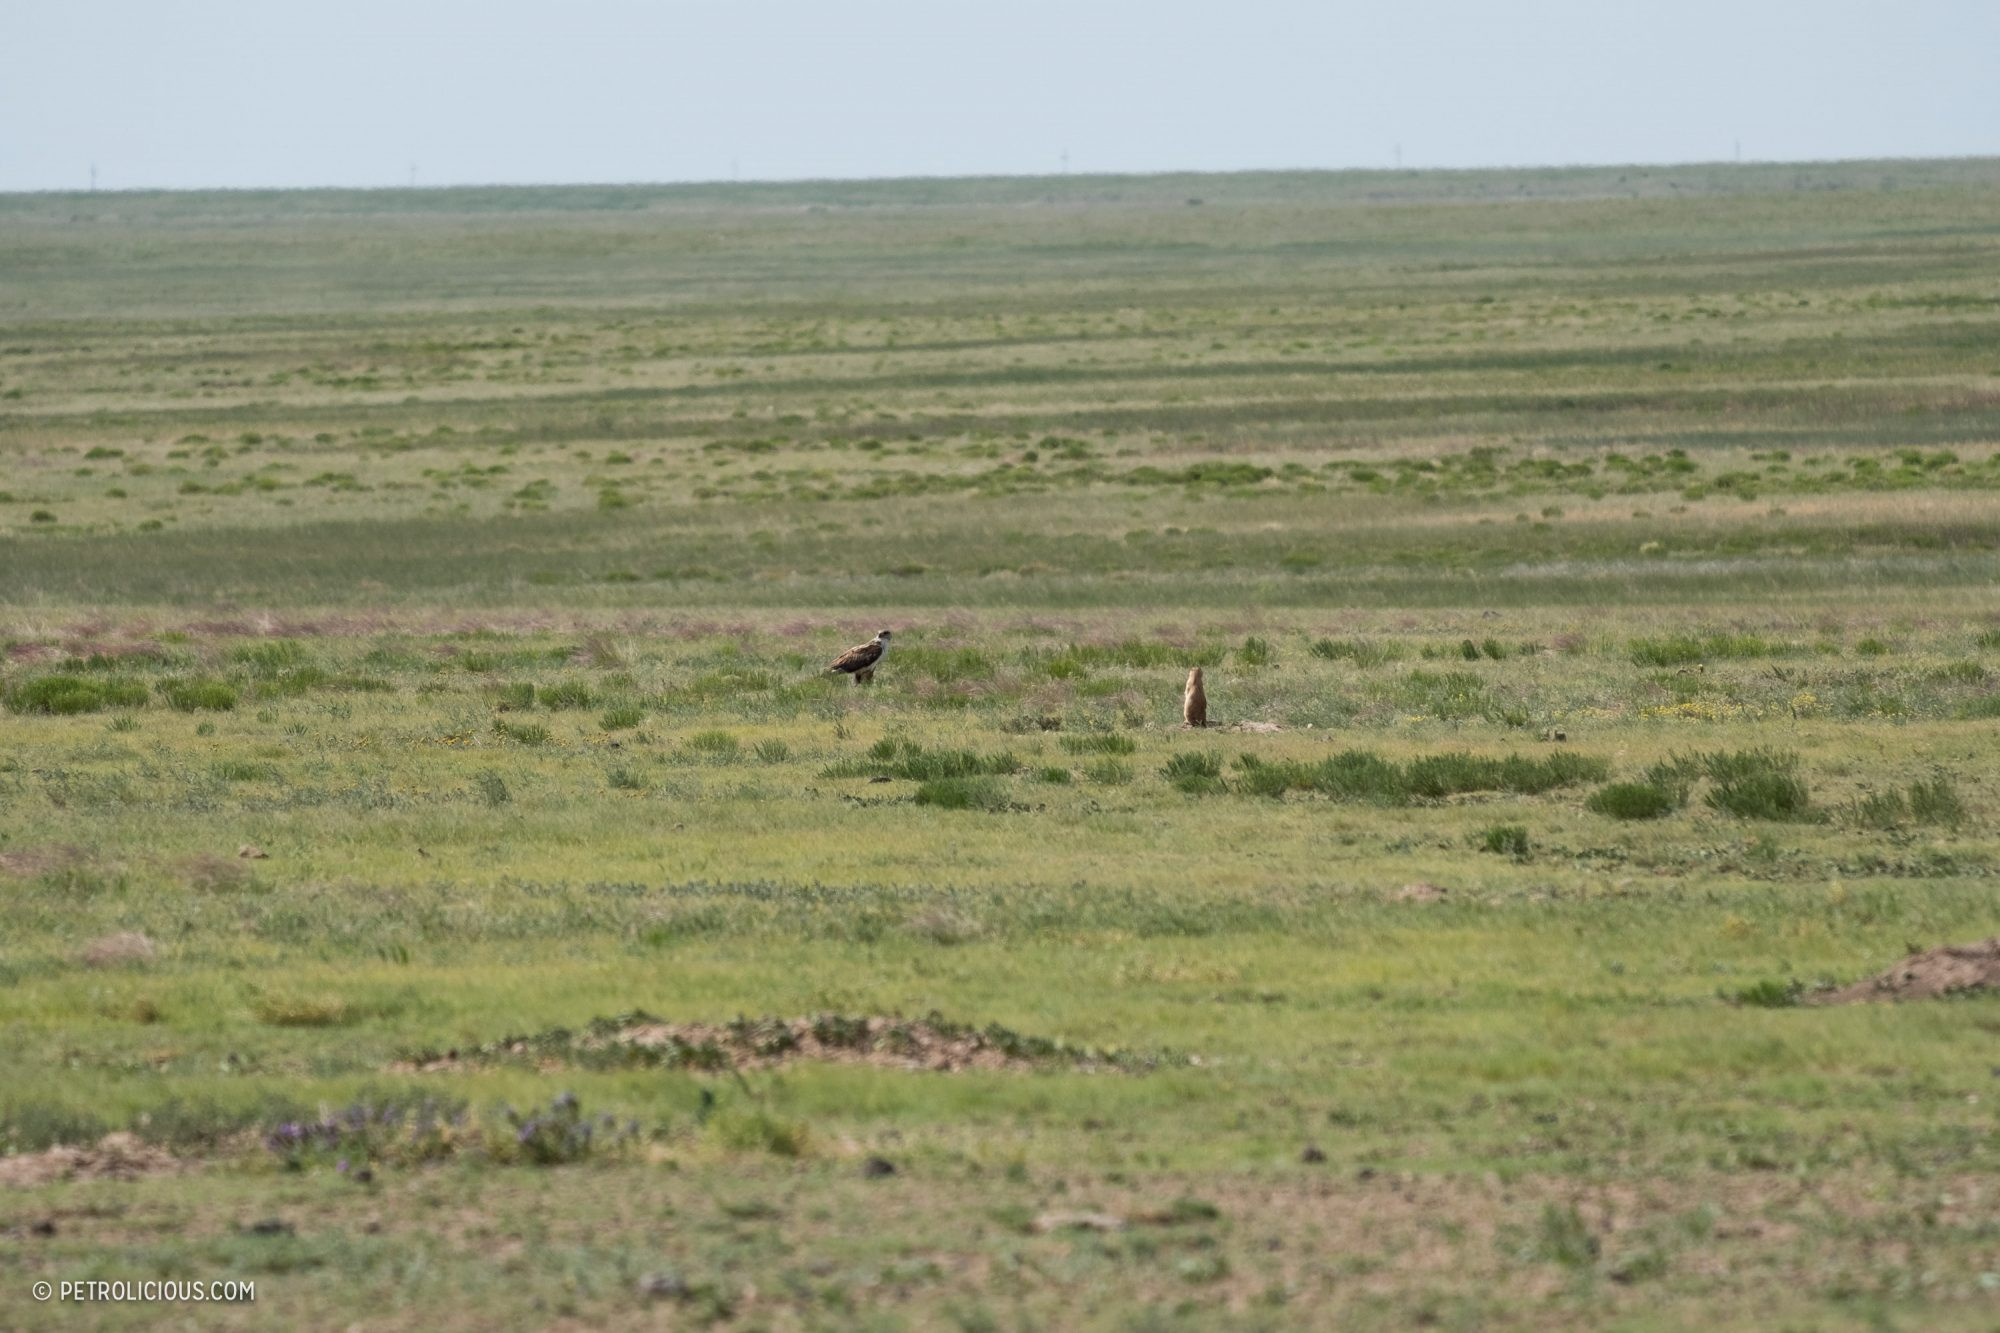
877,629 -> 893,641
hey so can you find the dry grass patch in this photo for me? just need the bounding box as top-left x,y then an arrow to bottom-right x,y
253,995 -> 354,1028
398,1011 -> 1170,1074
0,1133 -> 182,1187
0,845 -> 92,877
177,852 -> 254,892
79,931 -> 156,968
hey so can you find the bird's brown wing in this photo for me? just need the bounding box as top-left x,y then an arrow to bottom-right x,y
828,641 -> 882,674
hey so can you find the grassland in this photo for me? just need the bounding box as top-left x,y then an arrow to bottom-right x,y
5,158 -> 2000,1329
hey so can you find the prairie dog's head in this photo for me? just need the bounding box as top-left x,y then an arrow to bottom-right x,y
1185,667 -> 1204,689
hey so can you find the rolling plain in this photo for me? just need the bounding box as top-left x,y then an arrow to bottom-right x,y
5,158 -> 2000,1328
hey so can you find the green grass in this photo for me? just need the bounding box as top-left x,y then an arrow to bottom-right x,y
156,678 -> 239,712
1586,779 -> 1686,820
3,673 -> 149,714
1232,748 -> 1606,802
6,158 -> 2000,1329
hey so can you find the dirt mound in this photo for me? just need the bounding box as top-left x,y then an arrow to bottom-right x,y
1812,938 -> 2000,1005
397,1011 -> 1167,1075
0,1133 -> 181,1188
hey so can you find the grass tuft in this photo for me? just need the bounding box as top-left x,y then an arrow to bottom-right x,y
537,680 -> 596,709
159,678 -> 238,712
1059,733 -> 1137,755
4,673 -> 149,714
913,775 -> 1011,810
686,729 -> 742,759
1587,781 -> 1685,820
1692,749 -> 1815,821
1478,823 -> 1532,857
1629,632 -> 1774,667
1310,637 -> 1402,667
1162,750 -> 1227,794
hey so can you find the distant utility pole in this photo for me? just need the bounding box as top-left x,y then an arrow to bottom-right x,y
1061,148 -> 1069,174
89,164 -> 97,191
1394,144 -> 1402,169
409,163 -> 417,188
1734,139 -> 1742,163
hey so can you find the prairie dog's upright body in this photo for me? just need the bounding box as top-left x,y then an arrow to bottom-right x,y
1182,667 -> 1208,728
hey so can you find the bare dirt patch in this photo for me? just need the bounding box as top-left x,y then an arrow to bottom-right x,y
1812,938 -> 2000,1004
176,852 -> 253,891
80,931 -> 156,968
0,845 -> 90,878
0,1134 -> 182,1188
396,1012 -> 1170,1075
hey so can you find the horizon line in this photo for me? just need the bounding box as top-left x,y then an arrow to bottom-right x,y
6,151 -> 1996,200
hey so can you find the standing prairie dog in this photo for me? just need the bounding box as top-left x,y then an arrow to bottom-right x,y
1182,667 -> 1208,728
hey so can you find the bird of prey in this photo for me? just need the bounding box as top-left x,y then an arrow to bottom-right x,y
828,629 -> 892,684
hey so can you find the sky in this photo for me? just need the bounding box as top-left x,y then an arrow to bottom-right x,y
3,0 -> 1996,192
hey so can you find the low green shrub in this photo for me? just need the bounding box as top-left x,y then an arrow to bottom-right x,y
5,673 -> 149,714
1708,769 -> 1812,821
1628,631 -> 1774,667
1162,750 -> 1226,794
1059,733 -> 1137,755
1230,748 -> 1603,804
685,729 -> 740,758
1677,748 -> 1815,821
825,741 -> 1020,781
1908,775 -> 1967,825
913,776 -> 1011,810
1730,979 -> 1803,1008
0,1102 -> 110,1150
1479,824 -> 1531,857
537,680 -> 596,709
1587,781 -> 1684,820
1309,637 -> 1401,667
493,719 -> 550,746
159,678 -> 238,711
1403,751 -> 1606,798
1852,775 -> 1966,829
